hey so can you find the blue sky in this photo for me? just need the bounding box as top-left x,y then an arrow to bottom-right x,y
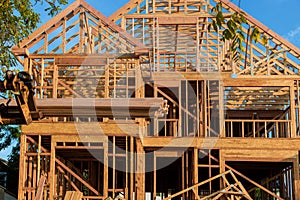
1,0 -> 299,160
34,0 -> 300,48
84,0 -> 300,48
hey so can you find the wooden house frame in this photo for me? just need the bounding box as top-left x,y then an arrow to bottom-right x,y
11,0 -> 300,199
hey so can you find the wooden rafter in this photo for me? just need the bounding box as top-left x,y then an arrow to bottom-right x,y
12,0 -> 147,61
108,0 -> 300,76
10,1 -> 300,199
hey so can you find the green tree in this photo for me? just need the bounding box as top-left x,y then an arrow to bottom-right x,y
0,0 -> 68,69
0,0 -> 68,195
209,2 -> 267,63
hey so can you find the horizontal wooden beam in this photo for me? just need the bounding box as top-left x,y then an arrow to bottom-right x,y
56,57 -> 107,66
142,137 -> 300,152
223,78 -> 293,87
27,53 -> 139,59
158,16 -> 198,24
22,122 -> 139,136
1,98 -> 167,119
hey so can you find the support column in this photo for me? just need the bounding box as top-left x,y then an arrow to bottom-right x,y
130,137 -> 134,200
136,139 -> 145,200
219,82 -> 225,137
49,136 -> 56,199
219,149 -> 226,190
153,153 -> 156,200
103,136 -> 109,198
18,134 -> 27,200
193,148 -> 198,197
290,83 -> 296,138
293,155 -> 300,199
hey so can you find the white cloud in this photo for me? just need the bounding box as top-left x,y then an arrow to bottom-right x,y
284,26 -> 300,47
287,27 -> 300,38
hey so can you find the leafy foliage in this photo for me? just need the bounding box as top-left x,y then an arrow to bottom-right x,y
0,126 -> 20,150
209,2 -> 268,63
6,143 -> 20,195
0,0 -> 68,69
0,126 -> 20,195
0,0 -> 67,193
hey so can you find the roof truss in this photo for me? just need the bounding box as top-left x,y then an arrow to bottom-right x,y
12,0 -> 147,61
109,0 -> 300,76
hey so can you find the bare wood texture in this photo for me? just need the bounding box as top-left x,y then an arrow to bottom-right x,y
1,98 -> 166,119
63,191 -> 83,200
142,137 -> 300,151
34,175 -> 46,200
136,139 -> 145,200
13,0 -> 300,199
22,122 -> 139,136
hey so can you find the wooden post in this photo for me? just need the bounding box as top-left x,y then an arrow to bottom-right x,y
18,134 -> 27,200
62,19 -> 66,53
79,11 -> 84,53
136,139 -> 145,200
103,136 -> 108,198
204,81 -> 208,137
193,148 -> 198,197
40,59 -> 45,98
181,154 -> 185,199
219,149 -> 226,189
53,62 -> 58,98
23,57 -> 29,72
293,156 -> 300,199
290,83 -> 296,138
266,40 -> 270,76
219,82 -> 224,137
37,135 -> 41,186
130,137 -> 134,200
153,153 -> 156,200
113,136 -> 116,198
49,137 -> 56,199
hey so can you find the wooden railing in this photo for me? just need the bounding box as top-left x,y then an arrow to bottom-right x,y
152,118 -> 292,138
156,118 -> 179,136
224,119 -> 292,138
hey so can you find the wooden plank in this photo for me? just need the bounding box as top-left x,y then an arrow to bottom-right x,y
80,0 -> 146,50
163,171 -> 232,200
49,137 -> 56,199
23,122 -> 139,136
56,57 -> 107,66
103,137 -> 108,198
18,135 -> 27,200
193,148 -> 198,197
130,137 -> 134,200
136,139 -> 145,200
1,98 -> 166,118
57,80 -> 83,98
292,156 -> 300,199
223,79 -> 293,87
35,175 -> 46,200
225,165 -> 284,200
13,0 -> 81,48
64,191 -> 83,200
290,84 -> 296,137
158,16 -> 197,24
56,159 -> 99,195
142,137 -> 300,151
